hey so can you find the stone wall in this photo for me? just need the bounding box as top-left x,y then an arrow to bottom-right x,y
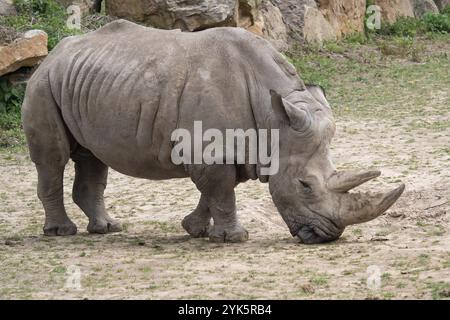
104,0 -> 448,47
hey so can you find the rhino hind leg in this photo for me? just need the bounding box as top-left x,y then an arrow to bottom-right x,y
71,147 -> 122,234
189,165 -> 248,243
22,80 -> 77,236
36,163 -> 78,236
182,195 -> 212,238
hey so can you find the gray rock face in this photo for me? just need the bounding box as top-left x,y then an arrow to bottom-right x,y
105,0 -> 289,50
413,0 -> 440,18
271,0 -> 316,42
106,0 -> 236,31
0,0 -> 16,16
435,0 -> 450,11
258,1 -> 288,51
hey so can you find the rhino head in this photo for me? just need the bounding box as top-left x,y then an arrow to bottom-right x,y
268,86 -> 404,244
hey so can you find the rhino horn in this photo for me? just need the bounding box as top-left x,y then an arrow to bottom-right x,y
338,184 -> 405,226
328,169 -> 381,193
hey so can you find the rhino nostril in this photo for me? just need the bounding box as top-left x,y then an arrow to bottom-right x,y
297,225 -> 341,244
297,226 -> 322,244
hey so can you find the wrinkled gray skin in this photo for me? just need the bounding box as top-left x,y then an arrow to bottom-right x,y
22,20 -> 404,244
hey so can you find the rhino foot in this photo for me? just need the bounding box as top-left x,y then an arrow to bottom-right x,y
209,224 -> 249,243
182,210 -> 212,238
87,217 -> 122,234
44,220 -> 78,236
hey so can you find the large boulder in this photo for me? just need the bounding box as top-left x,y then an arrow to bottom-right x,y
303,5 -> 337,43
105,0 -> 288,49
373,0 -> 441,23
373,0 -> 415,24
435,0 -> 450,11
316,0 -> 367,38
0,0 -> 16,16
246,1 -> 289,51
0,30 -> 48,77
272,0 -> 336,43
106,0 -> 237,31
413,0 -> 440,18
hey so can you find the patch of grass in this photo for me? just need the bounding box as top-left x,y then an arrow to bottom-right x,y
52,266 -> 67,273
382,291 -> 395,299
310,274 -> 329,286
324,41 -> 345,54
379,11 -> 450,37
288,53 -> 339,90
427,281 -> 450,300
379,17 -> 425,37
0,79 -> 26,148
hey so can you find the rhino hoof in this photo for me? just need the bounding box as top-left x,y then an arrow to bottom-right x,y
87,218 -> 122,234
182,214 -> 211,238
209,225 -> 249,243
43,221 -> 78,236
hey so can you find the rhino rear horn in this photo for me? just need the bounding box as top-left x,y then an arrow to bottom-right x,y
328,170 -> 381,193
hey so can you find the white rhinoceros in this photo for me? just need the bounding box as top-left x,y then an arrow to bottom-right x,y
21,20 -> 404,244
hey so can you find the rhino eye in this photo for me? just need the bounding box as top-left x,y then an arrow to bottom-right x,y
298,179 -> 312,193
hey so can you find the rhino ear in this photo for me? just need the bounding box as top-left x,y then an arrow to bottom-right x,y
306,84 -> 331,110
270,90 -> 289,124
270,90 -> 312,132
306,84 -> 326,98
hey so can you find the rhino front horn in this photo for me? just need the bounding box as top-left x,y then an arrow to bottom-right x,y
328,169 -> 381,193
338,183 -> 405,226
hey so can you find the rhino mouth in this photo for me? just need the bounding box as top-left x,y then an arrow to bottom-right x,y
296,220 -> 344,244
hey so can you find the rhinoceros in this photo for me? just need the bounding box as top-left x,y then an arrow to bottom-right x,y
22,20 -> 404,244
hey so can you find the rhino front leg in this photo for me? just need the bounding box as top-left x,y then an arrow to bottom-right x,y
190,165 -> 248,243
182,195 -> 212,238
71,147 -> 122,234
208,191 -> 248,243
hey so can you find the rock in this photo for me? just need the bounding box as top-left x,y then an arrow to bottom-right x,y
105,0 -> 287,50
261,1 -> 289,51
303,5 -> 337,43
272,0 -> 337,44
0,0 -> 16,16
316,0 -> 367,38
413,0 -> 440,18
435,0 -> 450,11
272,0 -> 316,42
103,0 -> 370,46
106,0 -> 237,31
248,1 -> 288,51
0,30 -> 48,77
373,0 -> 415,24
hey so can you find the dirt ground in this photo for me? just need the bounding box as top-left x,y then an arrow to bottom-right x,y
0,37 -> 449,300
